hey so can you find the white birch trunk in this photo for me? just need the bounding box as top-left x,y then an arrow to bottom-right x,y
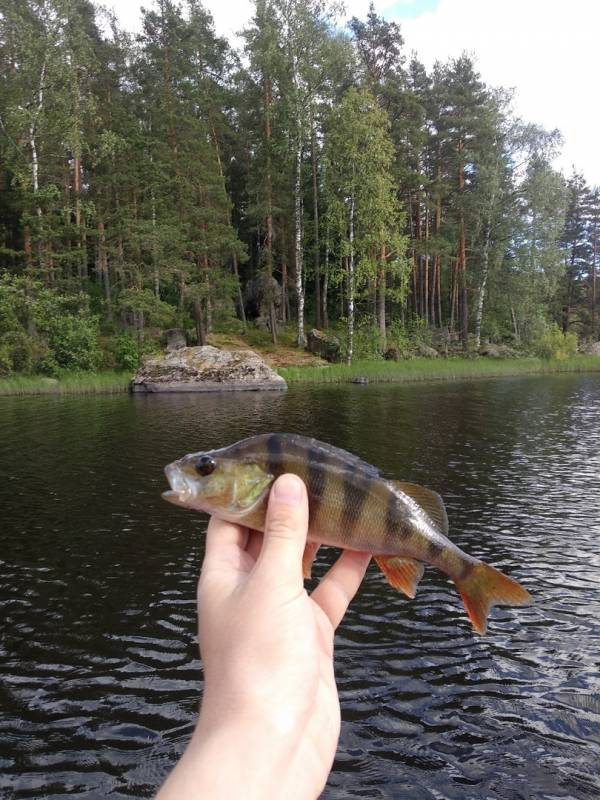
474,157 -> 499,349
347,192 -> 355,365
30,59 -> 46,267
294,131 -> 305,346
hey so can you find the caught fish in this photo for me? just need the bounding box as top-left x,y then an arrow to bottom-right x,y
163,433 -> 531,634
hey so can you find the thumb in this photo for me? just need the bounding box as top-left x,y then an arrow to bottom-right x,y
255,474 -> 308,585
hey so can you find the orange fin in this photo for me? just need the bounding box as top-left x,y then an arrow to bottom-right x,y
302,542 -> 320,579
374,555 -> 424,599
391,480 -> 449,533
454,562 -> 532,635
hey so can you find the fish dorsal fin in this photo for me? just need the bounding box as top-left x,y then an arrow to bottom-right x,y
390,480 -> 449,534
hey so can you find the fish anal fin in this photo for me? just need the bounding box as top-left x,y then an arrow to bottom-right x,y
454,562 -> 533,635
302,542 -> 320,579
375,555 -> 424,599
391,480 -> 449,534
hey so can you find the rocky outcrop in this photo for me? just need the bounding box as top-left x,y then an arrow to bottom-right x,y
131,346 -> 287,393
306,329 -> 341,362
581,341 -> 600,356
414,342 -> 439,358
479,342 -> 515,358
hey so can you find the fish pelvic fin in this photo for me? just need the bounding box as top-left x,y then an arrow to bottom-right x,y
375,556 -> 424,599
454,562 -> 532,635
302,542 -> 320,579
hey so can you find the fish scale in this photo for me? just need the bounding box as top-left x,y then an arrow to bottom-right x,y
163,433 -> 532,635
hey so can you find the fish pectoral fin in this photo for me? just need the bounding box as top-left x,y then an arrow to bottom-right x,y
374,555 -> 424,599
390,480 -> 449,534
454,562 -> 533,635
302,542 -> 321,580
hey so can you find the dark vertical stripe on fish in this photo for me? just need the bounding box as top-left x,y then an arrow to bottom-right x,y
427,540 -> 444,559
266,433 -> 283,477
307,447 -> 328,526
341,467 -> 371,532
385,490 -> 411,542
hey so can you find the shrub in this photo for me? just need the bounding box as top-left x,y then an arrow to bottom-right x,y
352,317 -> 384,360
113,332 -> 142,371
47,312 -> 102,371
387,319 -> 411,359
0,330 -> 33,373
533,323 -> 578,359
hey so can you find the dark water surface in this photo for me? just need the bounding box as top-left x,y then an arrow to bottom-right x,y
1,375 -> 599,799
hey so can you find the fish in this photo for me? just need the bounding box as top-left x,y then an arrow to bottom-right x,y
163,433 -> 532,634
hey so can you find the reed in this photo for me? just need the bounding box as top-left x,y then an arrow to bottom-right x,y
278,355 -> 600,384
0,371 -> 132,396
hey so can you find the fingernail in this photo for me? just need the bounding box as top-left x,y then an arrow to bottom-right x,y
272,474 -> 303,505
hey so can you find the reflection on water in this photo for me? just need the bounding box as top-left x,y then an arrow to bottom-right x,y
0,375 -> 599,798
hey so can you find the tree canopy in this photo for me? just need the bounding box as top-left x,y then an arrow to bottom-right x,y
0,0 -> 597,374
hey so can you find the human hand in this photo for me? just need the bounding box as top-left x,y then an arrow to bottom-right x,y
156,473 -> 371,800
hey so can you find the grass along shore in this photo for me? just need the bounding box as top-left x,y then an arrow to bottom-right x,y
0,371 -> 132,396
278,355 -> 600,384
1,355 -> 599,396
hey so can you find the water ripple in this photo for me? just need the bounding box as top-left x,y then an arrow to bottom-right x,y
1,376 -> 599,798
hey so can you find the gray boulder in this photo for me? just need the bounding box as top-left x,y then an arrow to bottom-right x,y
165,328 -> 187,351
479,342 -> 514,358
414,342 -> 439,358
131,346 -> 287,393
581,341 -> 600,355
307,329 -> 341,362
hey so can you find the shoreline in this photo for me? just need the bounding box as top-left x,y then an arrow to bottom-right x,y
277,355 -> 600,384
1,355 -> 599,396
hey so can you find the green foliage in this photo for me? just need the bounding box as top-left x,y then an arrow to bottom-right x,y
0,0 -> 598,375
0,330 -> 33,374
118,289 -> 176,330
388,320 -> 411,358
532,323 -> 578,359
45,312 -> 102,372
113,333 -> 142,371
351,317 -> 384,360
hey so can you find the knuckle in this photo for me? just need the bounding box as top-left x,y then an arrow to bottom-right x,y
266,511 -> 298,541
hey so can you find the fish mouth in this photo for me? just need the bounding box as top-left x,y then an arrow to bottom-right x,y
163,462 -> 197,501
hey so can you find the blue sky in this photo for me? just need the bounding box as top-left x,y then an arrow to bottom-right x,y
113,0 -> 599,185
384,0 -> 441,19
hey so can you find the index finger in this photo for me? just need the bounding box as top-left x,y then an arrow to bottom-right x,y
311,550 -> 371,629
203,515 -> 249,572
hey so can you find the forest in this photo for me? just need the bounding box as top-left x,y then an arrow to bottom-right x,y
1,0 -> 599,376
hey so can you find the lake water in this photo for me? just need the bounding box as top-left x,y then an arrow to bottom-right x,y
1,375 -> 599,799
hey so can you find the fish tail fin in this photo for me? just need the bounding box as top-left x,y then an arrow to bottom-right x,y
454,562 -> 532,635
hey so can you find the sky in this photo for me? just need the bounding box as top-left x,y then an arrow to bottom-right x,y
112,0 -> 600,186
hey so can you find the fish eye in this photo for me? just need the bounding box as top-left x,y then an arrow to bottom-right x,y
195,455 -> 216,476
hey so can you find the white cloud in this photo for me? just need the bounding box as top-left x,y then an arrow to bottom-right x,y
110,0 -> 600,185
397,0 -> 600,184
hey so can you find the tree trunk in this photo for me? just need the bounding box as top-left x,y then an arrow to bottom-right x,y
264,76 -> 277,344
311,117 -> 321,329
29,58 -> 47,277
151,185 -> 160,297
294,134 -> 305,347
194,299 -> 207,346
231,251 -> 247,330
98,220 -> 112,321
592,222 -> 597,336
457,142 -> 468,348
347,192 -> 355,365
474,221 -> 491,350
323,220 -> 329,328
377,241 -> 386,350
